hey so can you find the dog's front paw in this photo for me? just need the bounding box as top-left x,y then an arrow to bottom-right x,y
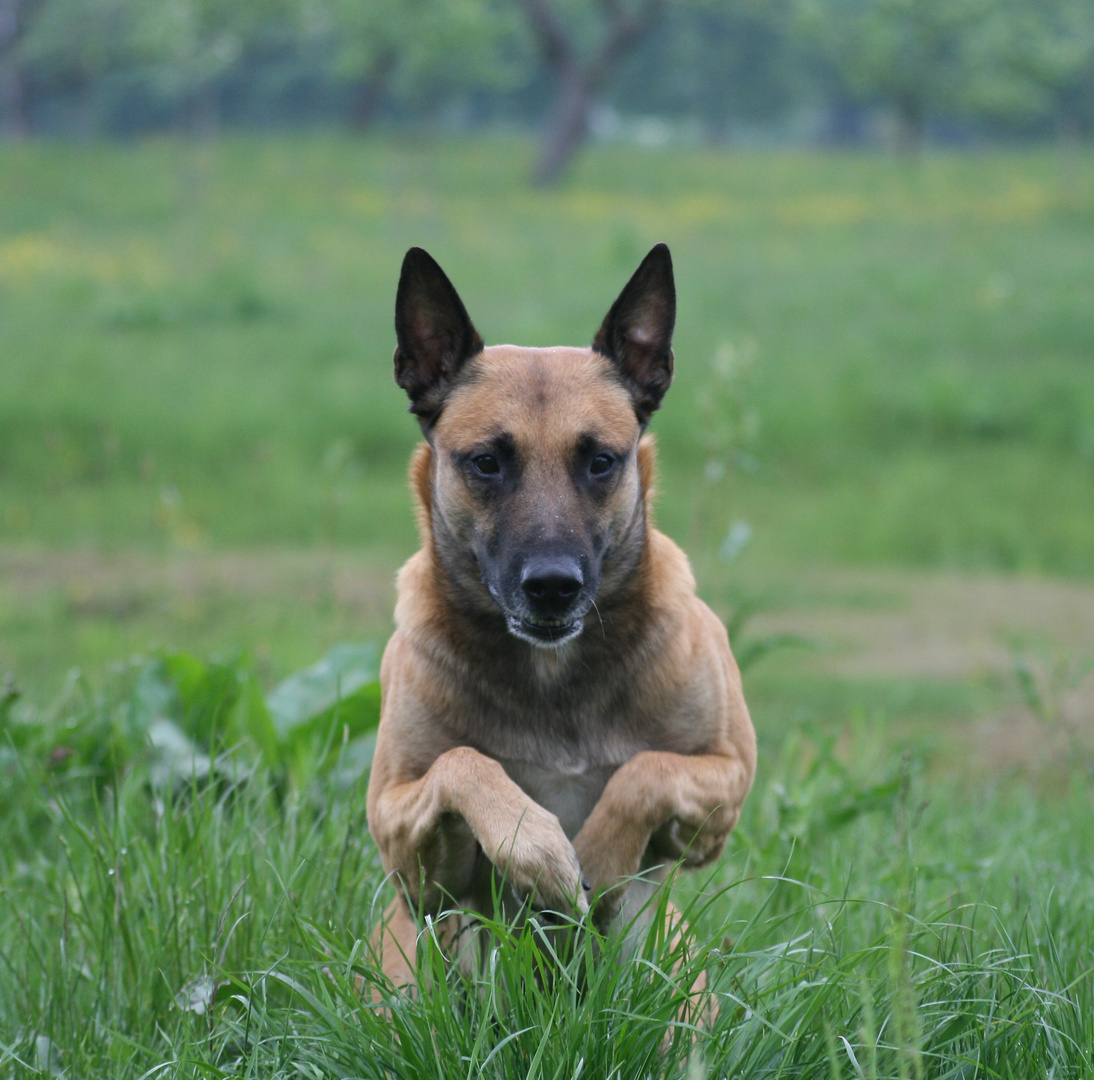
650,817 -> 727,867
491,806 -> 589,915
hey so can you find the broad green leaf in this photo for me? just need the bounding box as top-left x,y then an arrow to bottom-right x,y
163,652 -> 243,743
328,732 -> 378,792
130,658 -> 179,733
266,642 -> 381,742
233,674 -> 279,767
147,717 -> 212,787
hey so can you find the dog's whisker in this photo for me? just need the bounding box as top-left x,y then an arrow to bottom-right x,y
590,599 -> 606,639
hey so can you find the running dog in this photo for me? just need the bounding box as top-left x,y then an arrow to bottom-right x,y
366,244 -> 756,986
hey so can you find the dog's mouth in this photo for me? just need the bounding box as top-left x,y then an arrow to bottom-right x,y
506,613 -> 584,648
482,578 -> 590,649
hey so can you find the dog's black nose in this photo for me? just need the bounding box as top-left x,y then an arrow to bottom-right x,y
521,557 -> 583,614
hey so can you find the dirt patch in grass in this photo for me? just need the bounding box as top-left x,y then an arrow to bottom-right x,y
749,567 -> 1094,764
1,545 -> 399,620
8,547 -> 1092,684
0,545 -> 402,696
751,568 -> 1094,680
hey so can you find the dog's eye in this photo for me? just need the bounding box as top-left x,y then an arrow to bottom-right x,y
590,454 -> 615,476
471,454 -> 500,476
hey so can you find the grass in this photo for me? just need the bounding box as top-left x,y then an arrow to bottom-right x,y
1,657 -> 1092,1078
2,136 -> 1094,696
1,135 -> 1093,1074
1,138 -> 1092,560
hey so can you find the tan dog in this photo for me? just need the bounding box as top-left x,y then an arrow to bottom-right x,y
366,244 -> 756,988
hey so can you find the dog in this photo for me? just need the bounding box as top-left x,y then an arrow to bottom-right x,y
366,243 -> 756,990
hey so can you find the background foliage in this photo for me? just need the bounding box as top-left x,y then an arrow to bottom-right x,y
2,0 -> 1094,168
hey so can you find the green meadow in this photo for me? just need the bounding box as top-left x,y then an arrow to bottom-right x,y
1,136 -> 1093,1075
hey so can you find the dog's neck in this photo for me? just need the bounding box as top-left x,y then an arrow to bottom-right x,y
528,638 -> 582,685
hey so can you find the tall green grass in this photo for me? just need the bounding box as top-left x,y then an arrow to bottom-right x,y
2,656 -> 1091,1077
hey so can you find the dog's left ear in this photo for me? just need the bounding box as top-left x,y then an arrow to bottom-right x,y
592,243 -> 675,423
394,247 -> 485,425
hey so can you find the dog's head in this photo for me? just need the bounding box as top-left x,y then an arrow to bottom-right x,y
392,245 -> 675,648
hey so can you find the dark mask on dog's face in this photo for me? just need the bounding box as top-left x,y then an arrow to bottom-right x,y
392,245 -> 676,648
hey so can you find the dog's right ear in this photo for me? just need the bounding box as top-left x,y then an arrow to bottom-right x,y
592,243 -> 675,424
394,247 -> 484,425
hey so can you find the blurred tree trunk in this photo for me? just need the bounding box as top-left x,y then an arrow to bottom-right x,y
894,91 -> 926,158
536,67 -> 595,185
189,82 -> 220,139
350,47 -> 396,129
0,0 -> 29,139
826,99 -> 868,145
523,0 -> 663,186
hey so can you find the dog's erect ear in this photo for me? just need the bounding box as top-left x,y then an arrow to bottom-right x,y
394,247 -> 484,423
592,243 -> 675,423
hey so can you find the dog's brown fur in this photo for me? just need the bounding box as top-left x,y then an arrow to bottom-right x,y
366,245 -> 756,988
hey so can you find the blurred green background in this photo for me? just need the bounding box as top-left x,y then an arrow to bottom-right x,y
2,0 -> 1093,762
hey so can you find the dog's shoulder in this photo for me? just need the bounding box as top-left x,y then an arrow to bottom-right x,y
392,548 -> 432,630
643,526 -> 697,602
639,528 -> 752,753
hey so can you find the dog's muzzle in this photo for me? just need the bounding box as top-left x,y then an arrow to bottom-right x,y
506,556 -> 588,648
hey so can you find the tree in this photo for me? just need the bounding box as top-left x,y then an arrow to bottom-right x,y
19,0 -> 138,135
610,0 -> 800,140
816,0 -> 1094,147
126,0 -> 301,134
519,0 -> 668,184
966,0 -> 1094,137
0,0 -> 45,137
313,0 -> 514,129
796,0 -> 997,153
1049,0 -> 1094,136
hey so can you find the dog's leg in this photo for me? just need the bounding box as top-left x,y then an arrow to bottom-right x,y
573,749 -> 751,923
371,898 -> 420,990
643,900 -> 714,1042
661,901 -> 716,1031
370,897 -> 487,994
369,746 -> 589,919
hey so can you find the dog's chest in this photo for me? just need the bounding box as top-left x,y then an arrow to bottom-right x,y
465,678 -> 652,838
494,755 -> 619,839
448,640 -> 664,837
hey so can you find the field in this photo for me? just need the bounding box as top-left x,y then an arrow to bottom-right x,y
1,136 -> 1093,1076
